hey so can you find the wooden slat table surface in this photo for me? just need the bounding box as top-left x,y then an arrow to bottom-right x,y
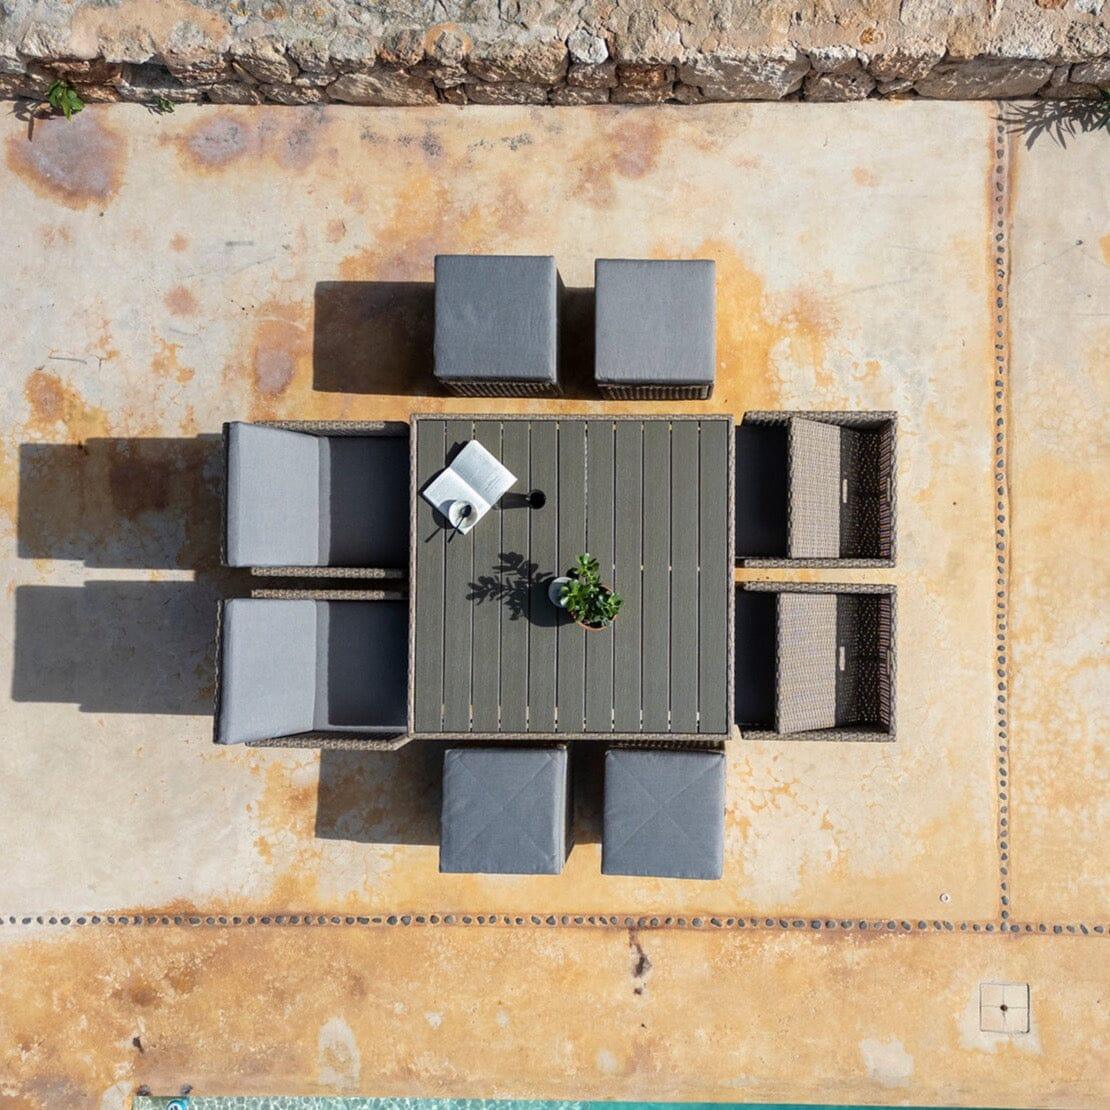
409,415 -> 734,738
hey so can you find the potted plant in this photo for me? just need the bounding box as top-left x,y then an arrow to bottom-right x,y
549,553 -> 623,630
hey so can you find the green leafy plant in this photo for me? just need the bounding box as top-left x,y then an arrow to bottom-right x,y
561,553 -> 623,629
46,79 -> 84,121
150,94 -> 176,114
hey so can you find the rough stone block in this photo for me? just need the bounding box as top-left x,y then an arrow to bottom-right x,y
568,61 -> 617,89
806,46 -> 863,74
805,69 -> 876,100
568,30 -> 609,66
550,84 -> 610,104
163,55 -> 235,85
70,83 -> 118,103
617,63 -> 674,89
868,44 -> 944,81
0,40 -> 26,76
678,53 -> 809,99
263,82 -> 327,105
204,82 -> 265,105
231,38 -> 298,84
0,72 -> 50,98
467,81 -> 548,105
611,84 -> 674,103
286,35 -> 336,76
914,58 -> 1054,98
116,65 -> 206,103
467,36 -> 567,83
378,28 -> 425,68
328,30 -> 380,73
877,78 -> 917,97
39,58 -> 123,85
328,69 -> 438,106
672,82 -> 704,103
1072,58 -> 1110,84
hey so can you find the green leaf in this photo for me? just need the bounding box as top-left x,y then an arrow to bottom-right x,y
47,80 -> 83,120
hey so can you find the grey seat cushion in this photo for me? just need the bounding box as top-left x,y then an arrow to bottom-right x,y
788,417 -> 841,559
226,423 -> 320,567
595,259 -> 716,386
440,748 -> 571,875
320,436 -> 409,566
602,748 -> 725,880
434,255 -> 558,383
227,423 -> 409,568
218,599 -> 409,743
313,600 -> 407,729
217,599 -> 317,744
776,593 -> 838,733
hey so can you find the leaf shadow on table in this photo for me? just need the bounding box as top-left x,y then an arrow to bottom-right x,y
466,550 -> 565,627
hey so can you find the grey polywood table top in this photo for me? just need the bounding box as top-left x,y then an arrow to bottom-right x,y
409,414 -> 734,738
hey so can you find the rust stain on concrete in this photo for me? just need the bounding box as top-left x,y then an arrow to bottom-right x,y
5,110 -> 125,210
151,339 -> 196,384
571,112 -> 665,207
230,300 -> 315,421
177,113 -> 254,170
164,286 -> 199,317
23,370 -> 112,441
0,927 -> 1105,1106
174,109 -> 331,175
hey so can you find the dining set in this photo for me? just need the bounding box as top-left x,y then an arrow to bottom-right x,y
213,254 -> 898,881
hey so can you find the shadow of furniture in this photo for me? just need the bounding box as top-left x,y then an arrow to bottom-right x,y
313,280 -> 434,396
18,436 -> 223,570
737,411 -> 896,568
223,421 -> 409,580
314,279 -> 600,400
314,743 -> 441,845
215,593 -> 408,749
11,579 -> 229,715
736,582 -> 896,742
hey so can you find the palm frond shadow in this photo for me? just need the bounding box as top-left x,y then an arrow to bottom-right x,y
998,94 -> 1110,150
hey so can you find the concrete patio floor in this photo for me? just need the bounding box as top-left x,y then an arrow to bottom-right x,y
0,101 -> 1105,1107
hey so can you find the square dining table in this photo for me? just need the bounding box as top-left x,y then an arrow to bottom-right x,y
409,414 -> 734,739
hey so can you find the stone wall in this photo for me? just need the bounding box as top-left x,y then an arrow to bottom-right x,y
1,0 -> 1108,106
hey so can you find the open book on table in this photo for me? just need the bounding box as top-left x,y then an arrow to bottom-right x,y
421,440 -> 517,533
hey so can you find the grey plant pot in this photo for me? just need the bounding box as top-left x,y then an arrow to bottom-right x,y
548,576 -> 571,608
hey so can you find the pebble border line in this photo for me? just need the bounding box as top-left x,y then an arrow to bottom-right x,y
0,914 -> 1105,934
0,115 -> 1105,941
993,116 -> 1013,926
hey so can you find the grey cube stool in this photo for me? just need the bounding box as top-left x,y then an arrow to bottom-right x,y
434,254 -> 561,397
602,748 -> 725,880
215,597 -> 408,748
440,747 -> 572,875
595,258 -> 716,400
